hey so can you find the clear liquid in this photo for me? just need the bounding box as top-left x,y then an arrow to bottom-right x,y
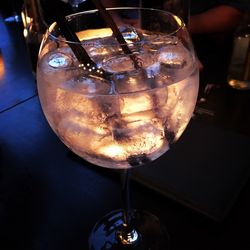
37,30 -> 199,169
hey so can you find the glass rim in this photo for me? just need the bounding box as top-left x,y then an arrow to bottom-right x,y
47,7 -> 185,45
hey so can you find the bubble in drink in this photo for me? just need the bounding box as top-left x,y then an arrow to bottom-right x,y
37,28 -> 199,169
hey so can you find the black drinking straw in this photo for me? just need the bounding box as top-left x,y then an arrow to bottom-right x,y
41,0 -> 140,75
91,0 -> 140,69
41,0 -> 108,78
55,14 -> 94,65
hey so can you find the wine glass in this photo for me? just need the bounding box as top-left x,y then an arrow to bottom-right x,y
36,7 -> 199,249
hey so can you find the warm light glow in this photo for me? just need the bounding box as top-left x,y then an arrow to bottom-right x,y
21,11 -> 33,39
23,28 -> 28,38
98,48 -> 110,56
98,144 -> 125,159
0,54 -> 5,80
21,11 -> 32,27
173,15 -> 182,27
77,28 -> 112,40
54,87 -> 166,161
76,28 -> 114,56
128,76 -> 137,86
96,128 -> 165,161
21,11 -> 26,26
228,79 -> 249,90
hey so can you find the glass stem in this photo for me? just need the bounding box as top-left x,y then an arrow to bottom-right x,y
121,169 -> 132,227
117,169 -> 140,245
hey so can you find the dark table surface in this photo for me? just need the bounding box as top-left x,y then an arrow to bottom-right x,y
1,16 -> 250,250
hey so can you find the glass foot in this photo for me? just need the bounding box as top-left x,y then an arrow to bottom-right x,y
89,209 -> 170,250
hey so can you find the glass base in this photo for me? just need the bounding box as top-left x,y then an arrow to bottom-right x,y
89,209 -> 170,250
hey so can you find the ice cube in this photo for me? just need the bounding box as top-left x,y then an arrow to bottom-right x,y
102,52 -> 159,93
57,111 -> 111,157
157,42 -> 194,82
111,70 -> 151,94
62,74 -> 111,95
103,54 -> 137,73
39,48 -> 78,87
158,44 -> 188,69
48,52 -> 73,68
83,36 -> 121,61
120,92 -> 154,115
77,28 -> 118,56
120,25 -> 142,42
142,33 -> 179,52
